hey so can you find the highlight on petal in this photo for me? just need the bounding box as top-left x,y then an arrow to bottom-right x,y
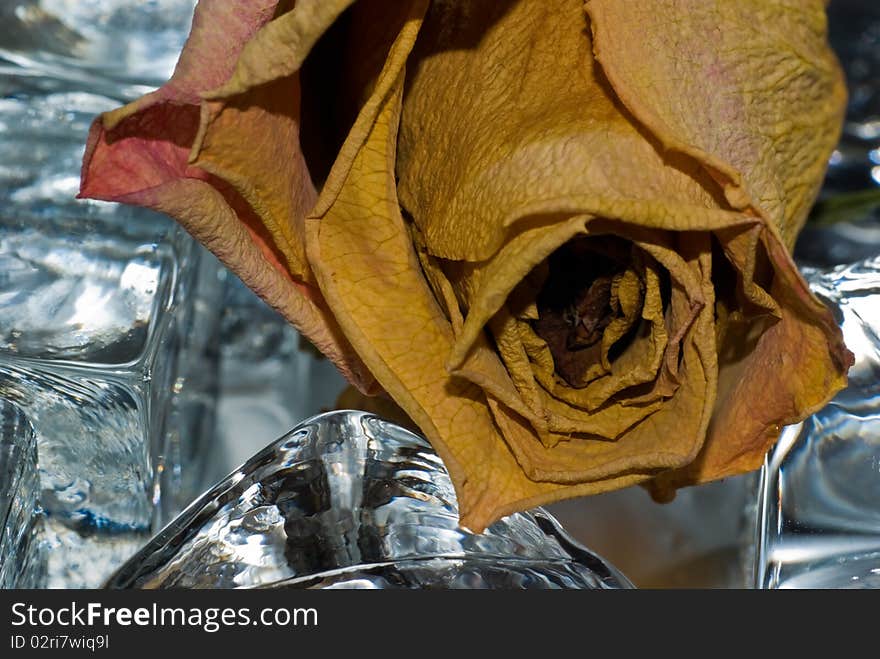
79,0 -> 375,391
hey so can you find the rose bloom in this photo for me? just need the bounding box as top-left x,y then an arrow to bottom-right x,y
80,0 -> 852,531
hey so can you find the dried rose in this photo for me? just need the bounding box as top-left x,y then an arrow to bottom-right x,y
80,0 -> 852,531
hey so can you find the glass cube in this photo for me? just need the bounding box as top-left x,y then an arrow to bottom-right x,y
108,410 -> 632,590
206,274 -> 347,487
0,0 -> 198,98
0,398 -> 45,588
755,257 -> 880,588
0,67 -> 222,587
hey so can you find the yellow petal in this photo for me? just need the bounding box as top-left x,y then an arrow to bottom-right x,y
206,0 -> 357,99
585,0 -> 846,247
192,77 -> 316,284
396,0 -> 731,263
649,237 -> 853,497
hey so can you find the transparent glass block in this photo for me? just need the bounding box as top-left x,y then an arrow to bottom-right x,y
755,256 -> 880,589
0,67 -> 222,587
159,253 -> 225,520
0,398 -> 46,588
0,0 -> 197,99
108,410 -> 632,590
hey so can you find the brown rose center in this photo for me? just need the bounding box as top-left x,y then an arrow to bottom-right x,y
532,235 -> 639,388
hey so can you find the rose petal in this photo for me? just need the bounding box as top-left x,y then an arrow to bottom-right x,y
396,0 -> 731,263
79,0 -> 375,390
205,0 -> 357,99
585,0 -> 845,246
649,237 -> 853,497
492,234 -> 718,479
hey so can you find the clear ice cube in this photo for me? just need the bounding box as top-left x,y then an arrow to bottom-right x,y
0,398 -> 45,588
756,256 -> 880,588
0,0 -> 197,97
0,75 -> 189,364
107,410 -> 633,590
0,68 -> 222,587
